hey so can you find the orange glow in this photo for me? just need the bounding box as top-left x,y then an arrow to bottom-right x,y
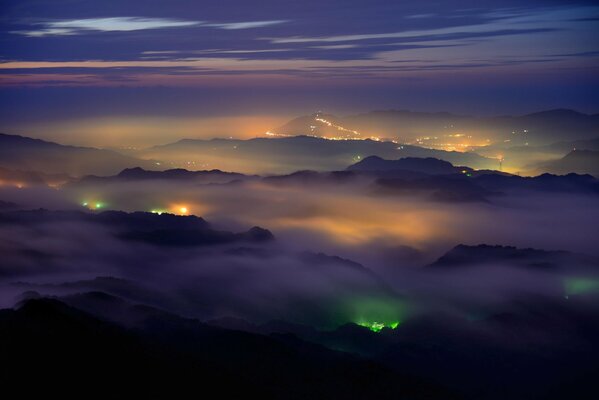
211,183 -> 454,248
169,204 -> 191,215
18,115 -> 288,147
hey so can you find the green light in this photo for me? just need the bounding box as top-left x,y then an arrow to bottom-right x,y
151,209 -> 165,215
357,320 -> 400,333
349,296 -> 406,333
564,277 -> 599,296
95,203 -> 103,209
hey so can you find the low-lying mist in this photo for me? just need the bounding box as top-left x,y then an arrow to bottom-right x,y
1,174 -> 598,330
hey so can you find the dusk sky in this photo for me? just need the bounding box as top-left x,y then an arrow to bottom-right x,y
1,0 -> 598,145
2,2 -> 599,396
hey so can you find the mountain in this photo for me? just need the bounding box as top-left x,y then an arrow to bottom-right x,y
350,109 -> 599,145
205,291 -> 599,400
82,161 -> 598,198
0,210 -> 273,247
0,297 -> 450,399
274,109 -> 599,147
139,135 -> 496,174
77,166 -> 252,185
538,137 -> 599,154
428,244 -> 594,269
536,150 -> 599,177
275,113 -> 358,139
474,172 -> 599,193
0,133 -> 158,176
275,111 -> 469,142
348,156 -> 470,175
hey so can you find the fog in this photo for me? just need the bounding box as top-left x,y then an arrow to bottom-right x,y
1,175 -> 598,331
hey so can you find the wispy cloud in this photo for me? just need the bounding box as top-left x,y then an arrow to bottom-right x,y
311,44 -> 359,50
204,20 -> 288,30
264,6 -> 597,44
142,48 -> 292,55
12,17 -> 289,37
265,26 -> 550,44
13,17 -> 202,37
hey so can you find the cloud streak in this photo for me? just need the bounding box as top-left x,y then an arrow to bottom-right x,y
11,17 -> 289,37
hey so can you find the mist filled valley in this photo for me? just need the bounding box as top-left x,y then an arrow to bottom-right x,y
2,1 -> 599,398
1,111 -> 599,398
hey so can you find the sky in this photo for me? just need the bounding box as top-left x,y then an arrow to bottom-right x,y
0,0 -> 598,146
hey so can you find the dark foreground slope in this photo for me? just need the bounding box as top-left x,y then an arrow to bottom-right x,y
0,298 -> 452,399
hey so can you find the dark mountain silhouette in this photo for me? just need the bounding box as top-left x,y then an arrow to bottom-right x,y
0,210 -> 273,247
0,133 -> 157,176
428,244 -> 595,269
71,159 -> 599,198
536,150 -> 599,177
345,157 -> 599,196
0,209 -> 208,229
348,155 -> 470,175
474,172 -> 599,193
376,297 -> 599,400
205,293 -> 599,400
77,166 -> 252,185
120,225 -> 273,247
0,297 -> 452,399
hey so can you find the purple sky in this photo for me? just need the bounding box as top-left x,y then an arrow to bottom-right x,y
0,0 -> 598,143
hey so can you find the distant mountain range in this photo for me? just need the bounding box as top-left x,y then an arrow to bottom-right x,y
427,244 -> 592,269
0,133 -> 157,176
77,166 -> 253,185
140,135 -> 497,173
3,107 -> 598,177
275,109 -> 599,146
535,150 -> 599,177
67,159 -> 598,206
347,156 -> 470,175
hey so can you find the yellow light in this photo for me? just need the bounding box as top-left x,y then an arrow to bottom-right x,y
179,207 -> 188,214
